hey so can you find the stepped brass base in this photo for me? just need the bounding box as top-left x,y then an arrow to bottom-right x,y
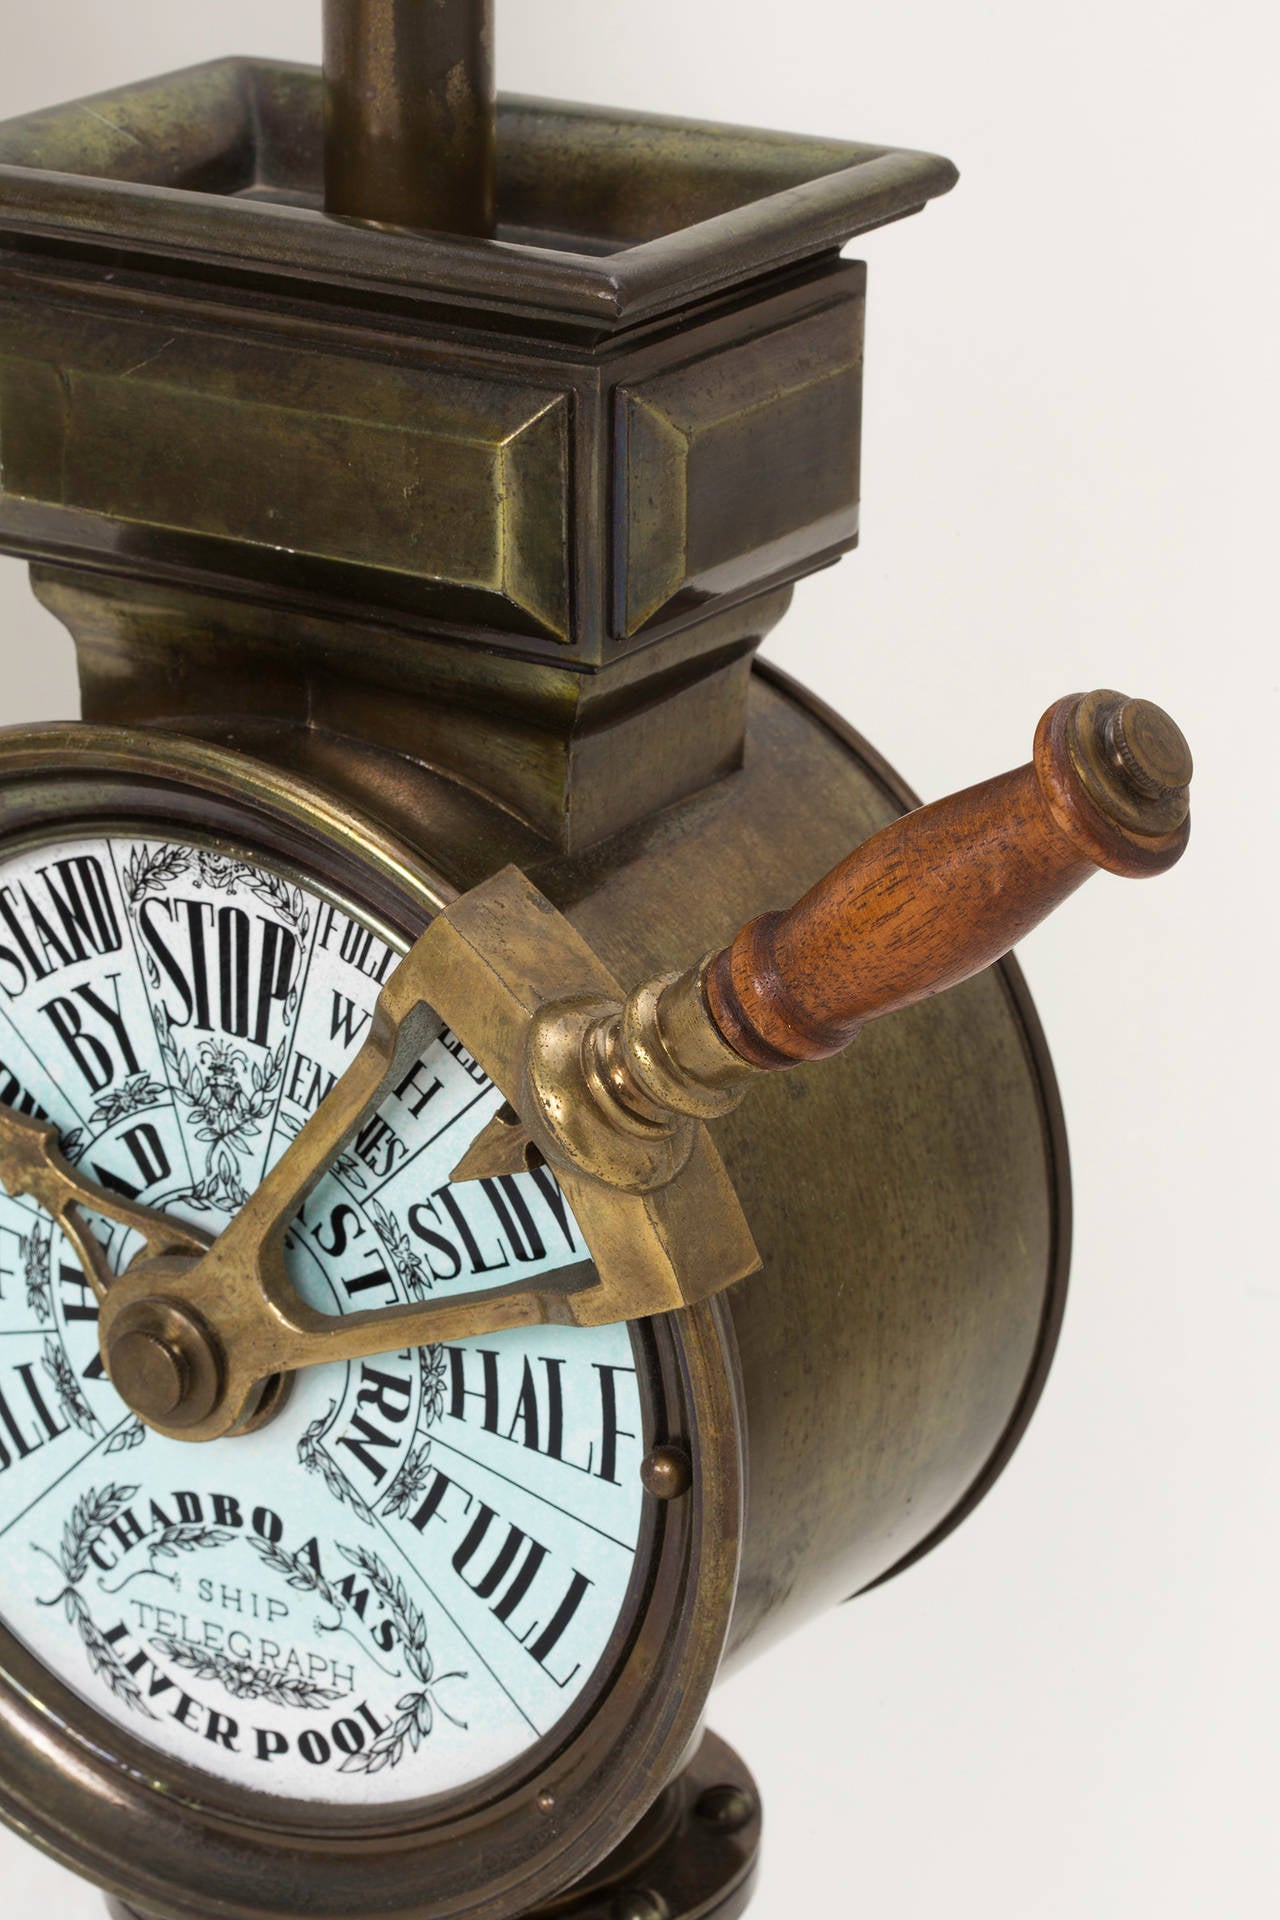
103,1729 -> 760,1920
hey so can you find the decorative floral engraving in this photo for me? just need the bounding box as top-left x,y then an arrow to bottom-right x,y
34,1482 -> 155,1720
147,1636 -> 347,1710
298,1402 -> 378,1529
365,1198 -> 434,1299
42,1336 -> 97,1435
381,1444 -> 433,1522
382,1348 -> 447,1520
155,1008 -> 287,1212
21,1223 -> 52,1322
417,1345 -> 448,1429
334,1546 -> 467,1773
88,1074 -> 167,1129
105,1417 -> 147,1456
59,1126 -> 86,1165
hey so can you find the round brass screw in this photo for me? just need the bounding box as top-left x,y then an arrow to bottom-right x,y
109,1329 -> 188,1421
1105,696 -> 1193,802
536,1790 -> 556,1815
694,1783 -> 757,1833
1068,689 -> 1193,838
640,1446 -> 692,1500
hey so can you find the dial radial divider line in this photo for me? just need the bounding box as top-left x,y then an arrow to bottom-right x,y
424,1431 -> 638,1555
324,1451 -> 543,1738
116,838 -> 324,1208
3,1187 -> 60,1222
356,1081 -> 493,1207
258,874 -> 329,1176
0,996 -> 94,1137
107,840 -> 203,1202
0,1410 -> 136,1545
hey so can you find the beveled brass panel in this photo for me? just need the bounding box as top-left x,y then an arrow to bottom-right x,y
0,308 -> 571,640
618,296 -> 864,634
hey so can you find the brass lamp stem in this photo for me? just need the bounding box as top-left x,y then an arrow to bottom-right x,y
323,0 -> 496,235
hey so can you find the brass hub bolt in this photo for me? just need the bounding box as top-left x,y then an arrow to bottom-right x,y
106,1298 -> 223,1431
108,1329 -> 189,1422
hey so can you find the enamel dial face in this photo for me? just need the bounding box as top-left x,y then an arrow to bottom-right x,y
0,831 -> 649,1808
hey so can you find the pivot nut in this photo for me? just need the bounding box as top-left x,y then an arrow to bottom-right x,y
106,1295 -> 223,1431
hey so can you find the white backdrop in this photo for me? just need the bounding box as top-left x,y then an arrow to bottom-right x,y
0,4 -> 1274,1917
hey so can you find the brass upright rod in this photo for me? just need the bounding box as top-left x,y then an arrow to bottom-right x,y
323,0 -> 496,236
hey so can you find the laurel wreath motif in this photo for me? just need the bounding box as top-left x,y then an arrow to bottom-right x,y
34,1482 -> 155,1719
122,842 -> 192,910
98,1522 -> 236,1594
246,1536 -> 350,1621
20,1224 -> 52,1323
147,1636 -> 347,1710
297,1403 -> 378,1529
42,1336 -> 97,1436
334,1545 -> 468,1773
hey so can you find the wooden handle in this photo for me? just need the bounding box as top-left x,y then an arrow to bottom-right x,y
706,689 -> 1192,1070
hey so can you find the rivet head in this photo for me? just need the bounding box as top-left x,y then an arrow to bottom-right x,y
695,1782 -> 757,1833
640,1446 -> 692,1501
536,1789 -> 556,1815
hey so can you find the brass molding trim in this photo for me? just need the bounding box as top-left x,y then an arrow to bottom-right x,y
0,721 -> 458,924
0,61 -> 957,330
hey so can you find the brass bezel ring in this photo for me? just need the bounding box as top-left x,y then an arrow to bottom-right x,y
0,721 -> 744,1920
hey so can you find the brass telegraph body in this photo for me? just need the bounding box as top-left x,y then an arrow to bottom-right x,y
0,7 -> 1191,1920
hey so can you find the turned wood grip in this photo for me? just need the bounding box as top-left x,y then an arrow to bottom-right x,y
706,690 -> 1192,1070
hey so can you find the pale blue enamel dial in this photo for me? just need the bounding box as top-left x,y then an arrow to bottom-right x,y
0,835 -> 646,1805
